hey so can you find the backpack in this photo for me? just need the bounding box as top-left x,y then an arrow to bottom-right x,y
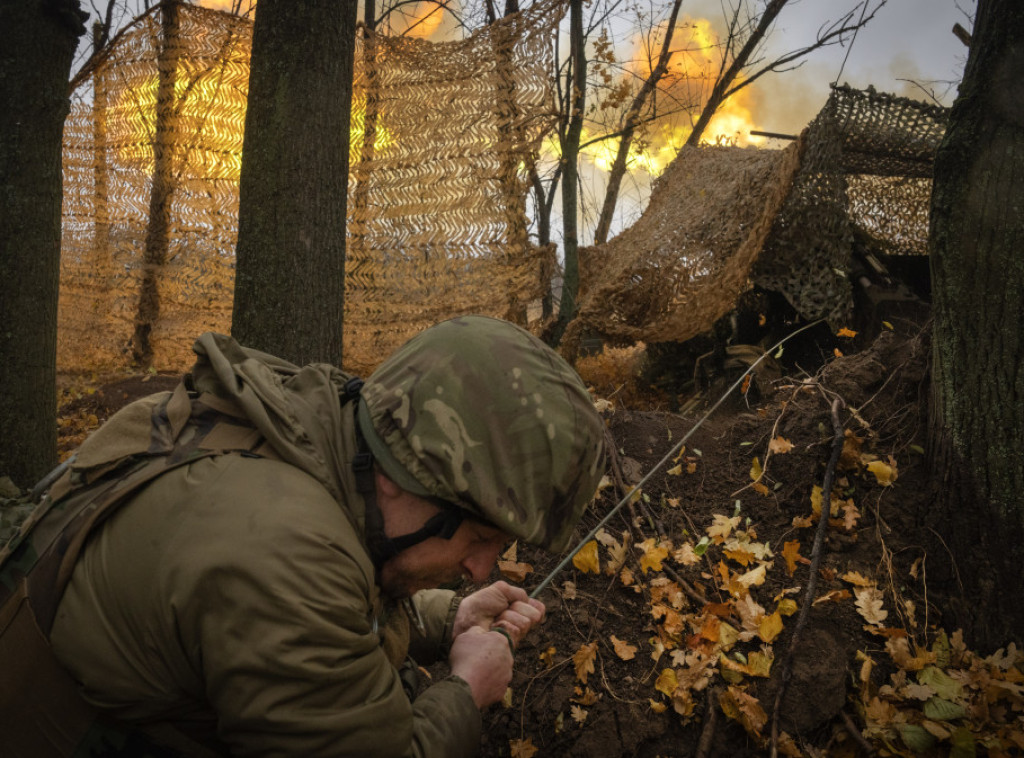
0,381 -> 275,758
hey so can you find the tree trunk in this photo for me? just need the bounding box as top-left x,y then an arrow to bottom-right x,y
928,0 -> 1024,650
132,0 -> 179,368
232,0 -> 357,366
549,0 -> 585,346
0,0 -> 85,488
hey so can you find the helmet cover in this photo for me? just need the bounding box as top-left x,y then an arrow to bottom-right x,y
358,315 -> 606,552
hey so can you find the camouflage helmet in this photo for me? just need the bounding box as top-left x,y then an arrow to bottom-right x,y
357,315 -> 606,553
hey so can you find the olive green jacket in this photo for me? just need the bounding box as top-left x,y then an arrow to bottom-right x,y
48,334 -> 482,757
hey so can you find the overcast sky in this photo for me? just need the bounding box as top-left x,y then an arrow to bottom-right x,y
740,0 -> 976,134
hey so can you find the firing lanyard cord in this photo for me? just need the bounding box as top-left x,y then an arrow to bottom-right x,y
528,318 -> 825,599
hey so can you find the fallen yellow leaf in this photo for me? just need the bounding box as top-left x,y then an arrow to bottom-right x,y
867,459 -> 898,486
719,685 -> 768,738
781,540 -> 803,576
758,610 -> 784,643
841,570 -> 874,587
610,635 -> 638,661
655,668 -> 678,697
509,737 -> 538,758
572,540 -> 600,574
638,538 -> 670,574
573,641 -> 598,684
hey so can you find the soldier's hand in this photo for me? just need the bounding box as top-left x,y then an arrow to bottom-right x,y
453,580 -> 545,646
449,627 -> 514,709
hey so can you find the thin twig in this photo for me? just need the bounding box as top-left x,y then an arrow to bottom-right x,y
696,687 -> 721,758
841,710 -> 875,755
769,397 -> 845,758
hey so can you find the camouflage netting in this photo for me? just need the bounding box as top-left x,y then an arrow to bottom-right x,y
752,84 -> 949,323
568,85 -> 949,347
59,0 -> 559,374
563,142 -> 803,350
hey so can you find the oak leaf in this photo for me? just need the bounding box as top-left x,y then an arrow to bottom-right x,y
839,430 -> 863,470
672,543 -> 700,565
854,586 -> 888,626
638,538 -> 670,574
572,540 -> 600,574
570,705 -> 588,725
768,436 -> 794,454
813,589 -> 852,605
718,686 -> 767,738
781,540 -> 803,576
842,501 -> 861,531
841,570 -> 874,587
573,641 -> 598,684
707,514 -> 741,542
611,635 -> 638,661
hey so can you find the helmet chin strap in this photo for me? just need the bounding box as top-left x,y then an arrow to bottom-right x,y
352,406 -> 464,571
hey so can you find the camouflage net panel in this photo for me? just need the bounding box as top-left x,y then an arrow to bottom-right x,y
563,142 -> 803,350
752,85 -> 949,323
345,5 -> 558,374
59,1 -> 558,375
61,3 -> 249,371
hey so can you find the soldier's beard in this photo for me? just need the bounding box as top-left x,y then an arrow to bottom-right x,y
378,554 -> 467,599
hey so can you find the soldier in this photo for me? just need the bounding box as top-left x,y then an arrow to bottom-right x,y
0,315 -> 606,757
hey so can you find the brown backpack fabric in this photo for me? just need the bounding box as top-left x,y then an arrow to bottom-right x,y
0,382 -> 269,758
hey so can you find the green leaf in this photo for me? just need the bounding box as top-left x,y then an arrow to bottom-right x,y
931,631 -> 951,668
694,536 -> 710,556
949,727 -> 976,758
910,444 -> 925,455
739,441 -> 754,446
918,666 -> 963,701
898,724 -> 937,753
923,697 -> 967,722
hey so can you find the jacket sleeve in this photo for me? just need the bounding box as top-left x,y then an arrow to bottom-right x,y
170,458 -> 481,758
407,589 -> 459,665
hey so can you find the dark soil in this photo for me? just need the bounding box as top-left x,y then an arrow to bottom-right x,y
53,325 -> 965,757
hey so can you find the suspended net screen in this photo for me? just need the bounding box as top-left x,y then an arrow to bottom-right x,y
564,142 -> 803,349
753,85 -> 948,323
567,85 -> 948,348
59,1 -> 558,374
